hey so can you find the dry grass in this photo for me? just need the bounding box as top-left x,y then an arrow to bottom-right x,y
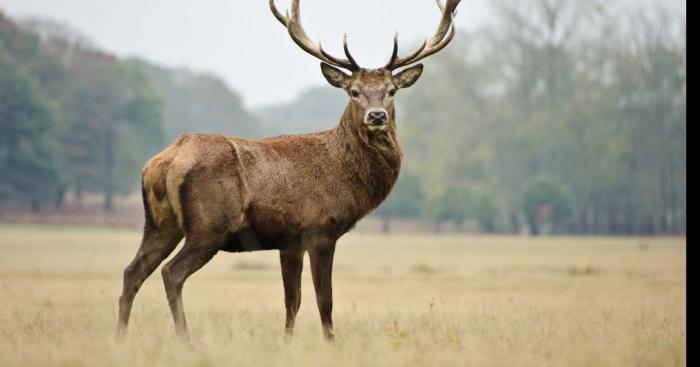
0,225 -> 686,367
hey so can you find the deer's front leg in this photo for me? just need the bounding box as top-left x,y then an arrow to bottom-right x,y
308,241 -> 336,341
280,249 -> 304,337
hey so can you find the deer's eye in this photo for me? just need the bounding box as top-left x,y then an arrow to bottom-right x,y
350,90 -> 360,98
388,89 -> 397,97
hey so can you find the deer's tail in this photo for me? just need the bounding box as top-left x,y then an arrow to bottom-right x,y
141,140 -> 180,229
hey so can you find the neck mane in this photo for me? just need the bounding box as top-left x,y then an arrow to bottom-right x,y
331,101 -> 403,211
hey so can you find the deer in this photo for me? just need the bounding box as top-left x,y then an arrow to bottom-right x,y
116,0 -> 462,342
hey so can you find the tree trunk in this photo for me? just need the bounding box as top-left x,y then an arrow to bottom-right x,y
591,198 -> 600,234
55,186 -> 66,208
528,218 -> 539,236
104,191 -> 113,212
31,200 -> 40,214
75,186 -> 83,207
382,216 -> 391,234
607,206 -> 618,235
579,204 -> 589,235
509,212 -> 519,234
103,124 -> 116,212
624,191 -> 633,235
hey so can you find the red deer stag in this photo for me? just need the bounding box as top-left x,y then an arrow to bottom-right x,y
117,0 -> 462,341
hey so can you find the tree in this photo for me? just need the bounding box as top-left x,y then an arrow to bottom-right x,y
471,189 -> 501,233
392,0 -> 685,235
51,44 -> 163,211
521,176 -> 572,235
425,185 -> 473,233
0,46 -> 60,210
374,170 -> 424,233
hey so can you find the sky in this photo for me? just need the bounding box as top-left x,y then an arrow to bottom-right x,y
0,0 -> 685,108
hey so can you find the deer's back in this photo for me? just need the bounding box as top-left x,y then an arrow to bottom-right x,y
143,133 -> 368,251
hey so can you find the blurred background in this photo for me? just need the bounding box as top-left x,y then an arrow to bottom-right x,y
0,0 -> 686,236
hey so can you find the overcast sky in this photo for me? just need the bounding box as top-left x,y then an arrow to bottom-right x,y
0,0 -> 685,108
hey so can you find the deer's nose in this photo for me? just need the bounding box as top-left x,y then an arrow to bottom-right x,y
368,111 -> 388,124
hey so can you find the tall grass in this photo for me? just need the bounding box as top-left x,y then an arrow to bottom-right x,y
0,225 -> 686,366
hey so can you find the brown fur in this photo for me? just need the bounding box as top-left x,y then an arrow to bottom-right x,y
118,0 -> 459,342
141,136 -> 186,227
117,70 -> 405,342
147,99 -> 402,241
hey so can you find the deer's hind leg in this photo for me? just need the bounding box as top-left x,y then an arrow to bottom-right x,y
160,144 -> 248,340
160,187 -> 246,340
117,219 -> 183,340
160,235 -> 221,341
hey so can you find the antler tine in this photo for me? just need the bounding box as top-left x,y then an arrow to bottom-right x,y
387,32 -> 399,68
269,0 -> 289,26
408,12 -> 456,62
343,34 -> 360,70
270,0 -> 360,71
319,34 -> 360,70
435,0 -> 445,11
427,0 -> 458,46
386,35 -> 429,69
386,0 -> 461,70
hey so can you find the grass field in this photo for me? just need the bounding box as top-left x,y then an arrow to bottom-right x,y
0,225 -> 686,367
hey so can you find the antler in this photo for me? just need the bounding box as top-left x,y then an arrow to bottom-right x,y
386,0 -> 461,70
270,0 -> 360,71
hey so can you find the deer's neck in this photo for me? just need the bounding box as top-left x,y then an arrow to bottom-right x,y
332,102 -> 403,210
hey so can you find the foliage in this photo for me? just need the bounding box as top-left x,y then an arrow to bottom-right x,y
48,44 -> 163,209
0,45 -> 60,209
425,184 -> 473,232
374,170 -> 424,232
0,1 -> 687,233
0,14 -> 164,210
471,189 -> 501,233
520,176 -> 572,234
394,1 -> 685,235
1,13 -> 263,211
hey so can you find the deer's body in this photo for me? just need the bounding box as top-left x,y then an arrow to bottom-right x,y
117,0 -> 461,342
145,103 -> 401,254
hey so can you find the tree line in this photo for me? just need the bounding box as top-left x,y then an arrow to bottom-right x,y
0,14 -> 162,211
0,13 -> 257,212
0,0 -> 686,236
376,0 -> 685,235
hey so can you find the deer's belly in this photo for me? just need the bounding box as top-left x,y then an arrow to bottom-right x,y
221,226 -> 302,253
220,203 -> 359,253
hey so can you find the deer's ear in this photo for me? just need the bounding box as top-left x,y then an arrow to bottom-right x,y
321,63 -> 350,89
393,64 -> 424,89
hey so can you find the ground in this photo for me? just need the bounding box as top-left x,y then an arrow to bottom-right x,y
0,225 -> 686,367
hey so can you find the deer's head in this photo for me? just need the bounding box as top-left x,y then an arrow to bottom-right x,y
270,0 -> 461,132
